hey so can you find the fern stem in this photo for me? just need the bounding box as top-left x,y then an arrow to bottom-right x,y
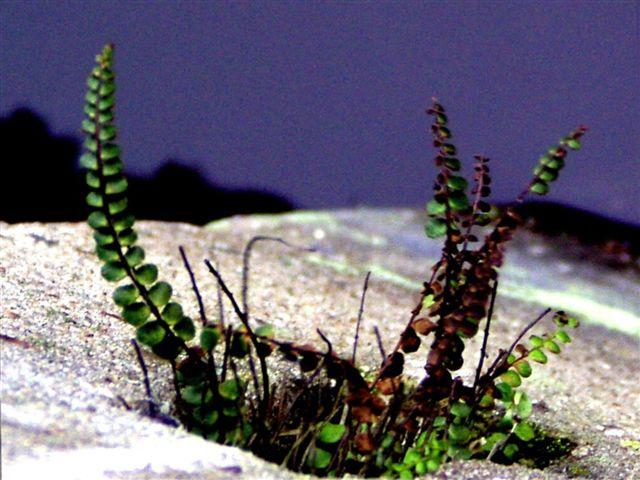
179,246 -> 209,326
204,259 -> 270,422
472,279 -> 499,394
352,271 -> 371,364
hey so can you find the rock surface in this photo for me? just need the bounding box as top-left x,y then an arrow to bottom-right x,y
1,209 -> 639,480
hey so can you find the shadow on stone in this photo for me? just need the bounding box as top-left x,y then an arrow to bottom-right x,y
513,201 -> 639,269
490,425 -> 577,470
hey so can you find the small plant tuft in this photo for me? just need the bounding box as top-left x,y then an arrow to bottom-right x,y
81,46 -> 586,477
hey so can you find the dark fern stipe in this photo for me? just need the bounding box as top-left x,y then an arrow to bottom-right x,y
82,45 -> 587,478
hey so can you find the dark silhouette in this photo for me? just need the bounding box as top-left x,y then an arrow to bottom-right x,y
0,108 -> 293,225
127,161 -> 293,224
0,108 -> 85,223
515,201 -> 639,244
514,201 -> 639,269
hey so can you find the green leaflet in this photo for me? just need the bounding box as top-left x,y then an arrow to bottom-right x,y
200,326 -> 221,350
80,153 -> 98,169
87,211 -> 108,229
194,406 -> 218,426
515,391 -> 533,419
112,214 -> 134,232
450,402 -> 472,419
86,192 -> 103,208
565,138 -> 581,150
446,175 -> 468,191
555,330 -> 572,343
425,218 -> 447,238
448,424 -> 471,443
113,284 -> 138,306
529,348 -> 548,364
513,360 -> 532,378
173,316 -> 196,341
162,302 -> 183,325
136,321 -> 166,346
318,423 -> 346,444
86,171 -> 100,188
122,302 -> 151,326
182,384 -> 213,405
514,422 -> 535,442
255,324 -> 275,338
148,281 -> 172,306
134,263 -> 158,285
544,339 -> 561,354
108,198 -> 128,215
500,370 -> 522,388
218,379 -> 241,401
308,448 -> 332,470
118,229 -> 137,246
101,262 -> 127,282
105,177 -> 127,194
426,199 -> 446,216
530,181 -> 549,195
96,244 -> 119,262
124,246 -> 145,267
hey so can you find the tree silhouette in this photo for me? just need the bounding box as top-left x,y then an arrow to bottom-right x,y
0,108 -> 293,224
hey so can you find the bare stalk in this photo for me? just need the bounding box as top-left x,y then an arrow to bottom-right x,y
179,246 -> 209,326
352,271 -> 371,364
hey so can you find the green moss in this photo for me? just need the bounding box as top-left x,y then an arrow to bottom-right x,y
305,253 -> 361,276
368,264 -> 420,290
620,439 -> 640,451
204,218 -> 232,231
26,336 -> 57,352
567,463 -> 591,477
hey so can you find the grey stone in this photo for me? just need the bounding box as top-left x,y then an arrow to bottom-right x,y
1,209 -> 639,479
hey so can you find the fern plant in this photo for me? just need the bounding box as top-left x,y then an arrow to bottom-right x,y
82,45 -> 586,477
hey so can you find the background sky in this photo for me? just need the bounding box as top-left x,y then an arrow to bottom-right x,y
1,1 -> 639,224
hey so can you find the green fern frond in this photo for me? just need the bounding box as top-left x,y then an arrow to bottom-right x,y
521,125 -> 588,201
82,44 -> 194,360
424,101 -> 472,240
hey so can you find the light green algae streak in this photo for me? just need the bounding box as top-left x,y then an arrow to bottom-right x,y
206,211 -> 337,231
498,283 -> 640,337
306,255 -> 640,338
